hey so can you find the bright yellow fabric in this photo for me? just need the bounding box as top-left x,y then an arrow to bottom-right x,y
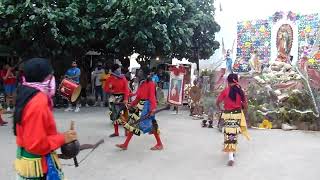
101,73 -> 110,89
14,157 -> 43,178
240,111 -> 251,140
259,119 -> 273,129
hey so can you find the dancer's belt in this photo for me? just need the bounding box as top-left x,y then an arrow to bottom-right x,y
112,93 -> 124,96
109,94 -> 124,104
224,109 -> 241,114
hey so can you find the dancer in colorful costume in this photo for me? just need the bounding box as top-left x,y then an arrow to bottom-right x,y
104,64 -> 130,137
13,58 -> 77,179
115,69 -> 164,150
216,73 -> 250,166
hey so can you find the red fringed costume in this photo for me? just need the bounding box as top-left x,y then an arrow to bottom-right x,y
15,92 -> 65,175
104,74 -> 130,137
131,81 -> 157,111
116,80 -> 163,150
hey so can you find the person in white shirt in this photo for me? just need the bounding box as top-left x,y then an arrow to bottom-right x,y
249,50 -> 261,73
91,62 -> 105,107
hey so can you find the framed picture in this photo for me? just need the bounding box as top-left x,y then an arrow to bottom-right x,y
167,72 -> 184,105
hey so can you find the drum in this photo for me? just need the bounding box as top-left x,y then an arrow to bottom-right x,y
59,79 -> 82,102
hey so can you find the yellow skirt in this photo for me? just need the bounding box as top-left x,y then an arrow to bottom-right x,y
221,110 -> 250,152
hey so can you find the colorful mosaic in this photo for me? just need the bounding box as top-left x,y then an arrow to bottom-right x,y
236,20 -> 271,72
298,13 -> 320,59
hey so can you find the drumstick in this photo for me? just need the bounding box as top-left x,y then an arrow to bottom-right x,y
70,121 -> 75,130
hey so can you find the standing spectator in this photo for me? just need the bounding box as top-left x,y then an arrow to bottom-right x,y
130,77 -> 139,102
151,68 -> 159,102
0,64 -> 6,125
158,68 -> 169,89
0,105 -> 7,126
91,62 -> 105,107
80,65 -> 89,107
100,68 -> 111,107
16,63 -> 25,86
53,75 -> 67,108
0,64 -> 5,100
151,68 -> 159,84
0,64 -> 17,112
64,61 -> 81,112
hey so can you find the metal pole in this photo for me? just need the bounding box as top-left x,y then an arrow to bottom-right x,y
90,55 -> 92,68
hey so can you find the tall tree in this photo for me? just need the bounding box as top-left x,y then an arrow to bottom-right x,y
0,0 -> 220,67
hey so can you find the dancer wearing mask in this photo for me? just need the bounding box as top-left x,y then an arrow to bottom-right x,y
216,73 -> 250,166
13,58 -> 77,179
104,64 -> 130,137
115,69 -> 164,151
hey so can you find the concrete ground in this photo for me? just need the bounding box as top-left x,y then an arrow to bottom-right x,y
1,107 -> 320,180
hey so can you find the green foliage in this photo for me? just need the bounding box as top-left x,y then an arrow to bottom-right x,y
0,0 -> 220,63
247,81 -> 318,128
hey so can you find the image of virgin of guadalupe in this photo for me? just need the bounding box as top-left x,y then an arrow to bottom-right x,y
276,24 -> 293,63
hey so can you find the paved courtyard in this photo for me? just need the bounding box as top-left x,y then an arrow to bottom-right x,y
1,107 -> 320,180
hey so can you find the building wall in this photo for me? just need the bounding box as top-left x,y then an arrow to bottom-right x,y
204,0 -> 320,70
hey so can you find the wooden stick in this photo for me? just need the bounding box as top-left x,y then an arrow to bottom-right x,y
69,121 -> 78,167
70,121 -> 75,130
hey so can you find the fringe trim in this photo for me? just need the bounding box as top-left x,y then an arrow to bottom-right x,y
222,111 -> 251,140
14,153 -> 62,179
51,153 -> 62,170
221,112 -> 242,120
15,157 -> 44,178
123,122 -> 142,136
223,144 -> 237,152
224,127 -> 241,134
115,111 -> 143,136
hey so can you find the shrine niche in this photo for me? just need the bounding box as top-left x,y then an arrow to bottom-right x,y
236,11 -> 320,71
276,24 -> 293,62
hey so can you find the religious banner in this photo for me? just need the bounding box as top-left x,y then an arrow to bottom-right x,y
167,65 -> 185,105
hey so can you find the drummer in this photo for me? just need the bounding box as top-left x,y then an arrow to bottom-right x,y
64,61 -> 81,113
104,64 -> 130,137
